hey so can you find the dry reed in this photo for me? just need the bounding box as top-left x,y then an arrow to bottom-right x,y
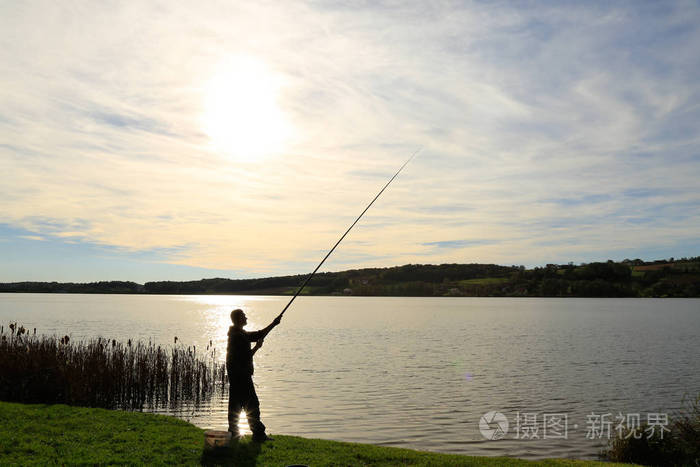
0,322 -> 227,410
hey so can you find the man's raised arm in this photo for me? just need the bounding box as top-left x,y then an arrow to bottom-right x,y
248,315 -> 282,342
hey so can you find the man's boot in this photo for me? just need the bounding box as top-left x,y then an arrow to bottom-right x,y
252,432 -> 274,442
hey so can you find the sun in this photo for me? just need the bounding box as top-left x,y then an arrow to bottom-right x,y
202,56 -> 291,160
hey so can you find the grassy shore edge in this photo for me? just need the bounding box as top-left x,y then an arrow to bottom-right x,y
0,401 -> 633,466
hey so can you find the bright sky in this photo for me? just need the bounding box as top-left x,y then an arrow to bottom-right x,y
1,1 -> 699,282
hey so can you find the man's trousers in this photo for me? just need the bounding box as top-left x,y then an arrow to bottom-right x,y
227,372 -> 265,438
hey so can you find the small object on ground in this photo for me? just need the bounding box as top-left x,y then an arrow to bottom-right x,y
204,430 -> 232,450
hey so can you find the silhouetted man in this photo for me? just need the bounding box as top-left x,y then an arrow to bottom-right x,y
226,308 -> 281,442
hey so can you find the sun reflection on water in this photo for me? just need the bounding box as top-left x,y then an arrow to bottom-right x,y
238,411 -> 250,436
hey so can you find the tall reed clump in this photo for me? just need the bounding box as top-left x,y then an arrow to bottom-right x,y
0,323 -> 227,410
603,393 -> 700,465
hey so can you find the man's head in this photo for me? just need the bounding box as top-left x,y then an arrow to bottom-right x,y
231,308 -> 247,327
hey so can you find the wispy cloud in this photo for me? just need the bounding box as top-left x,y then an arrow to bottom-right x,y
18,235 -> 46,242
1,1 -> 699,280
422,240 -> 497,250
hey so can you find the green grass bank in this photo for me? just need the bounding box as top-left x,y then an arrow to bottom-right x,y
0,401 -> 632,466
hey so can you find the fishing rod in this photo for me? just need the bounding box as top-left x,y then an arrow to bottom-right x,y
276,149 -> 420,320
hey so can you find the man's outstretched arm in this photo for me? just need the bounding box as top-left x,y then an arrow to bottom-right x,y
248,315 -> 282,342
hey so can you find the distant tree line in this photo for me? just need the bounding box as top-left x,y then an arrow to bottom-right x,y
502,257 -> 700,298
0,281 -> 142,294
1,257 -> 698,298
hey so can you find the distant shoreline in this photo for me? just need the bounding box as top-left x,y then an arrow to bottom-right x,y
0,291 -> 697,298
2,258 -> 699,298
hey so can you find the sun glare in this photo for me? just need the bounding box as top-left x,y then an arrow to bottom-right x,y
202,56 -> 291,160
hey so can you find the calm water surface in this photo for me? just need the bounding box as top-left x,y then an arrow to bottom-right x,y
1,294 -> 698,460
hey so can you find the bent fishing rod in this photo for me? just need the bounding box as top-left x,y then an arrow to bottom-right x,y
276,149 -> 420,320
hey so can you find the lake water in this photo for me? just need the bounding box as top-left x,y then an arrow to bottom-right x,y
1,293 -> 698,460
